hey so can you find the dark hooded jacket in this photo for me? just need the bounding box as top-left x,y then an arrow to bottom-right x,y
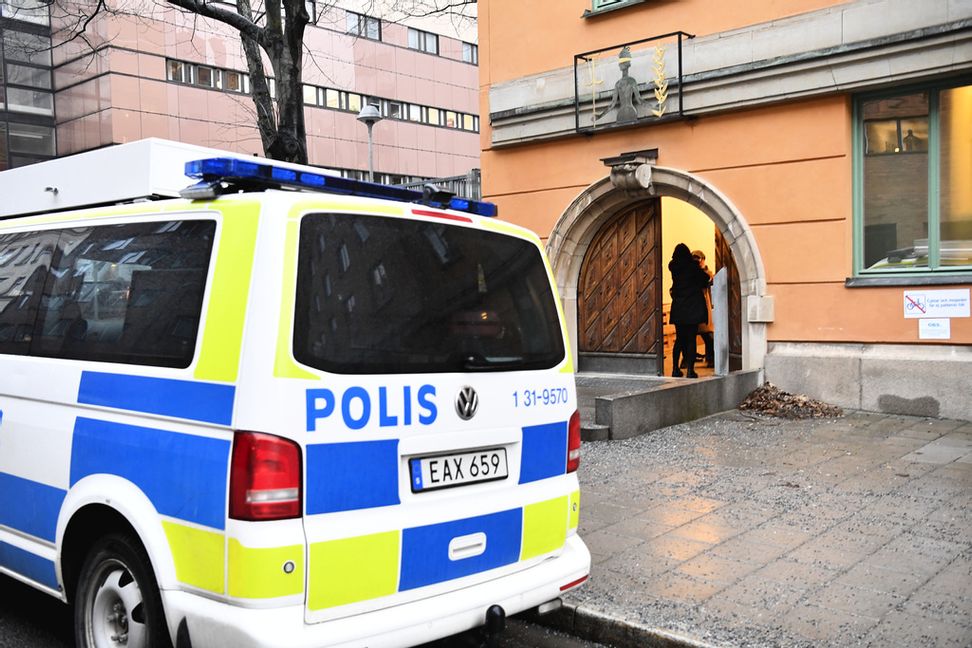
668,243 -> 710,326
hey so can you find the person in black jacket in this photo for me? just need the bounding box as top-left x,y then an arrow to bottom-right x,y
668,243 -> 710,378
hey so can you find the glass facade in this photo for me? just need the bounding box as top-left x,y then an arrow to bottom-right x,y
0,0 -> 55,171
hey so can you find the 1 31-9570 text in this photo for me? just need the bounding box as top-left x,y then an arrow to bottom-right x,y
512,388 -> 569,407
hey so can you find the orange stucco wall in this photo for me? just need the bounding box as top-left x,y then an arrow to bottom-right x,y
479,0 -> 849,86
479,1 -> 971,346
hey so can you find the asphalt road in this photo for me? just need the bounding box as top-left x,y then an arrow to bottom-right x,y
0,574 -> 605,648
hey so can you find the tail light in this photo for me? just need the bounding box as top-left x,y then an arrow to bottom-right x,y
567,410 -> 581,473
230,431 -> 302,521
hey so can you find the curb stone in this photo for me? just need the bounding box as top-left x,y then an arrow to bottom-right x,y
535,604 -> 722,648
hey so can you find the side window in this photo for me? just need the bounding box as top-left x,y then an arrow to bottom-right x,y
31,219 -> 216,367
0,230 -> 57,355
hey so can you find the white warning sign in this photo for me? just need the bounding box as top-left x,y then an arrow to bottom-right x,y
903,289 -> 970,319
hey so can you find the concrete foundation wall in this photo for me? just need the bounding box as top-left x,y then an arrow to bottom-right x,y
765,342 -> 972,421
597,370 -> 763,440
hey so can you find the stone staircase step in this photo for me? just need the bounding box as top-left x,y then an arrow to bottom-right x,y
581,423 -> 610,442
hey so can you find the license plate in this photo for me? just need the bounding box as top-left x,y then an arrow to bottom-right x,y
409,448 -> 508,492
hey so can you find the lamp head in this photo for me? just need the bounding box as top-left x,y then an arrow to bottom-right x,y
357,103 -> 382,127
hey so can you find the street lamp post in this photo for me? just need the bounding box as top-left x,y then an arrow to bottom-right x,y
356,104 -> 383,183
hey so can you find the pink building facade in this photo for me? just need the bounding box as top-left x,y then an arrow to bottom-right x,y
2,0 -> 480,184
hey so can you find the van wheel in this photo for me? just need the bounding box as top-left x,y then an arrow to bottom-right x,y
74,533 -> 171,648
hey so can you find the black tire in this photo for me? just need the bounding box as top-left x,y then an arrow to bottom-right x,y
73,533 -> 172,648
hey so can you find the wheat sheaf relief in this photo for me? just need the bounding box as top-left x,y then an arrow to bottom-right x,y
652,44 -> 668,118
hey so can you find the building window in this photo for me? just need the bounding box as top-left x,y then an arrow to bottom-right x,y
221,70 -> 246,93
7,62 -> 51,89
303,84 -> 319,105
0,123 -> 7,171
462,42 -> 478,64
298,81 -> 480,132
3,30 -> 51,66
194,65 -> 215,88
857,81 -> 972,273
166,60 -> 187,83
408,28 -> 438,55
324,88 -> 340,109
166,59 -> 249,94
6,87 -> 52,115
0,0 -> 50,26
8,121 -> 54,156
346,11 -> 380,40
381,99 -> 402,119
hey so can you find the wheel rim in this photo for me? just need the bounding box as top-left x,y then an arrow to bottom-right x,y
84,559 -> 148,648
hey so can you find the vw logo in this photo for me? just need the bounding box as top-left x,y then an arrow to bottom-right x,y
455,386 -> 479,420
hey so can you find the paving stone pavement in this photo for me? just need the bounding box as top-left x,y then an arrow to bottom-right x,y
557,409 -> 972,647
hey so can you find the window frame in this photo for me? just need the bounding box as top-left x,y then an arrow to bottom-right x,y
346,11 -> 381,41
583,0 -> 647,16
407,27 -> 439,55
852,77 -> 972,280
461,42 -> 478,65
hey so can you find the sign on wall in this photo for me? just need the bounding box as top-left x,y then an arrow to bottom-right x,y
918,319 -> 951,340
903,288 -> 970,319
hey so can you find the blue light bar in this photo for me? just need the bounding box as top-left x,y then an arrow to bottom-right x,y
184,157 -> 498,217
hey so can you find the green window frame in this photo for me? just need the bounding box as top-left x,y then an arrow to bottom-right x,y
853,78 -> 972,278
584,0 -> 646,17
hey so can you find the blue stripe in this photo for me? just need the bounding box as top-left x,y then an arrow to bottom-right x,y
70,417 -> 230,530
306,440 -> 400,514
399,508 -> 522,591
519,421 -> 568,484
0,541 -> 58,588
78,371 -> 235,426
0,472 -> 65,542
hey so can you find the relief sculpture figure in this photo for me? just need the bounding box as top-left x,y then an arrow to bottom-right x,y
595,46 -> 645,125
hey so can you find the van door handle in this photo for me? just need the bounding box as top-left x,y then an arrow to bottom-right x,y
448,532 -> 487,561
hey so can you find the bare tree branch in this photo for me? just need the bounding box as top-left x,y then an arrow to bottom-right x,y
165,0 -> 263,42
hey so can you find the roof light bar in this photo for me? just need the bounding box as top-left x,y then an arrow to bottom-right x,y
183,157 -> 498,217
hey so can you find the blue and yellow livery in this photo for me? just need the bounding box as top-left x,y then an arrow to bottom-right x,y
0,146 -> 589,648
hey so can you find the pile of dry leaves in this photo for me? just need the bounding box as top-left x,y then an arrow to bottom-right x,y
739,382 -> 843,419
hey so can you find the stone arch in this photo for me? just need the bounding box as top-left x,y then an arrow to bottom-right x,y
546,167 -> 772,372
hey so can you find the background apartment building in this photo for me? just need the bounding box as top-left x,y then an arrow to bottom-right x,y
479,0 -> 972,419
0,0 -> 479,187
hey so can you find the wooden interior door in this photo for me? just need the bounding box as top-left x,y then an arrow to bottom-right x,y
715,229 -> 742,371
578,201 -> 662,369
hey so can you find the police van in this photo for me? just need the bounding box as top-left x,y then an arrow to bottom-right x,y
0,139 -> 589,647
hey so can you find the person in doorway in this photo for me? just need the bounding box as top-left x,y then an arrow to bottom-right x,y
692,250 -> 714,368
668,243 -> 710,378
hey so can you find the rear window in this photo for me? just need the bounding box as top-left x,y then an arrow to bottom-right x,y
294,213 -> 565,374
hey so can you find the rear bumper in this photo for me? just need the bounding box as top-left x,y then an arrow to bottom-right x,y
162,534 -> 590,648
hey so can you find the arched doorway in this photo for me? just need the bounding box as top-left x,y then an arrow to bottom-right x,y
546,166 -> 771,373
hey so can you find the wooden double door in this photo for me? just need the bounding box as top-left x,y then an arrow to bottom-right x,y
578,200 -> 742,375
578,201 -> 663,372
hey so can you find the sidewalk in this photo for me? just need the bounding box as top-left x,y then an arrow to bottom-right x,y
549,408 -> 972,647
